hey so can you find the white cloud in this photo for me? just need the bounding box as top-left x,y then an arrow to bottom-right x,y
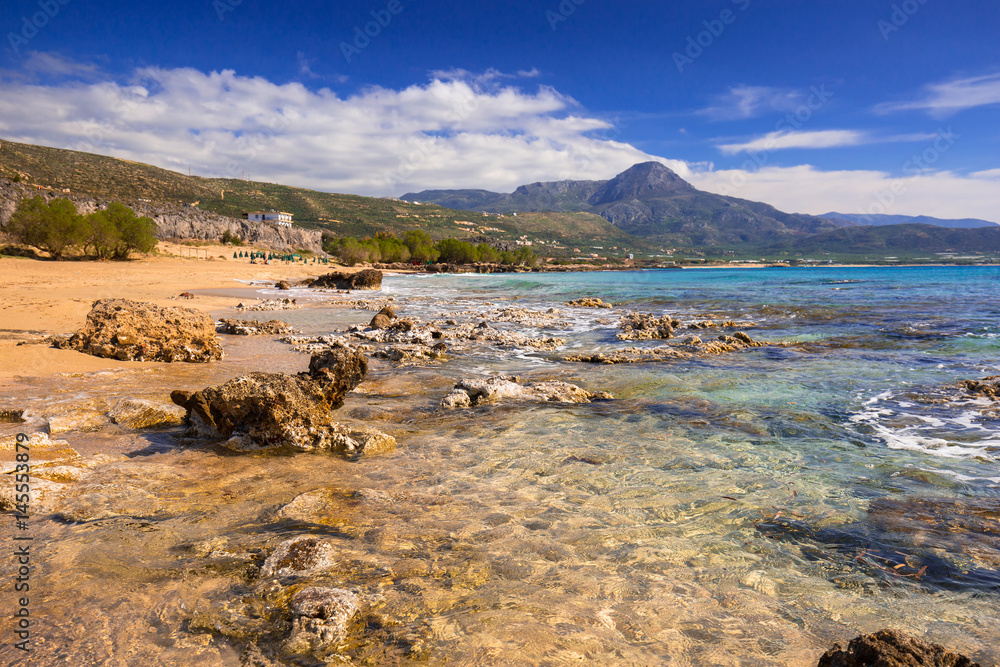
717,130 -> 867,154
0,64 -> 667,195
971,168 -> 1000,179
698,85 -> 808,121
688,165 -> 1000,222
876,72 -> 1000,116
716,129 -> 940,155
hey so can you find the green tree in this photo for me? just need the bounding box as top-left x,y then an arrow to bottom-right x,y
103,202 -> 157,259
4,196 -> 87,260
84,208 -> 120,259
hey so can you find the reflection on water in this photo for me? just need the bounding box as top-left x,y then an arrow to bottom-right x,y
3,267 -> 1000,665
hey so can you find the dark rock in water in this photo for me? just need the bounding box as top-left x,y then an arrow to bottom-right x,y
260,537 -> 337,578
959,375 -> 1000,400
369,305 -> 396,330
52,298 -> 223,363
0,408 -> 25,423
818,628 -> 981,667
275,280 -> 291,290
171,349 -> 377,452
310,269 -> 383,290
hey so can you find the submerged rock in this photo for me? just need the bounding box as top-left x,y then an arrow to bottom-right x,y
171,349 -> 392,454
260,537 -> 338,578
52,298 -> 223,363
108,398 -> 186,429
567,332 -> 771,364
817,628 -> 981,667
216,318 -> 300,336
959,375 -> 1000,400
566,298 -> 612,308
284,587 -> 362,658
441,375 -> 613,408
369,305 -> 397,330
310,269 -> 383,291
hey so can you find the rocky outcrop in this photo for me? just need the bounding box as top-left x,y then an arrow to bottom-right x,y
617,312 -> 680,340
52,298 -> 223,363
310,269 -> 383,291
0,178 -> 323,252
817,629 -> 981,667
441,375 -> 613,408
170,349 -> 393,455
566,298 -> 612,309
216,319 -> 299,336
235,298 -> 299,312
567,333 -> 769,364
284,587 -> 361,658
960,376 -> 1000,399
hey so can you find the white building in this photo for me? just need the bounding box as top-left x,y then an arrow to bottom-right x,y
244,210 -> 293,227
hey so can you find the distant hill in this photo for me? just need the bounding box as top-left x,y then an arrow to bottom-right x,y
405,161 -> 845,246
823,212 -> 999,229
766,223 -> 1000,255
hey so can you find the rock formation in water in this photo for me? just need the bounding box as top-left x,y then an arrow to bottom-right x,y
216,318 -> 299,336
52,298 -> 224,362
171,349 -> 394,455
310,269 -> 383,290
817,628 -> 981,667
441,375 -> 613,407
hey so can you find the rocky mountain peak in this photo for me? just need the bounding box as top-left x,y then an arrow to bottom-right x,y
588,161 -> 694,206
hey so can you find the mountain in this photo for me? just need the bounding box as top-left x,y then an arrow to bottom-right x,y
404,161 -> 844,246
823,212 -> 999,229
766,223 -> 1000,255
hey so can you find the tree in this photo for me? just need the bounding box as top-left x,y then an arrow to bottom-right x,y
84,208 -> 120,259
4,196 -> 87,260
102,202 -> 157,259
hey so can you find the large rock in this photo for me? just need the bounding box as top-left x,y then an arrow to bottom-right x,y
617,312 -> 680,340
818,629 -> 981,667
441,375 -> 612,408
53,298 -> 223,363
310,269 -> 383,290
959,376 -> 1000,399
171,349 -> 378,452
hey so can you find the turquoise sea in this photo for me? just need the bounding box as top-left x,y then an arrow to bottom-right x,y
4,265 -> 999,665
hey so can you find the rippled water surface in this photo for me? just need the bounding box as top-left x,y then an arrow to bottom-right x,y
2,266 -> 999,665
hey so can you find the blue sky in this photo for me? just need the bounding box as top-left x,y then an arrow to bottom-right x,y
1,0 -> 998,220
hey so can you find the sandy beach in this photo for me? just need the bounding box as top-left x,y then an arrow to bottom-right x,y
0,243 -> 334,384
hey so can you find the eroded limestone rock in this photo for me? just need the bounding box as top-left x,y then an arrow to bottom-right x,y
441,375 -> 612,407
52,298 -> 223,363
817,629 -> 981,667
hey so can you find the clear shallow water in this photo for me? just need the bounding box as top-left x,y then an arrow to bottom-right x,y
3,266 -> 1000,665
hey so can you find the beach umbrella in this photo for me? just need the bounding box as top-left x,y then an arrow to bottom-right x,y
233,251 -> 238,259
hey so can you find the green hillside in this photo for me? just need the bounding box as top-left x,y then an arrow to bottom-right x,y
0,139 -> 653,256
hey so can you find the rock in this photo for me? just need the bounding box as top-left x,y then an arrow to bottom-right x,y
566,298 -> 612,308
52,298 -> 223,363
216,319 -> 299,336
567,333 -> 773,364
179,292 -> 195,299
45,402 -> 111,434
275,280 -> 291,290
959,376 -> 1000,400
370,313 -> 393,330
260,537 -> 337,578
172,350 -> 382,453
0,408 -> 25,423
108,398 -> 186,429
283,587 -> 361,658
817,629 -> 981,667
441,376 -> 612,407
617,312 -> 680,340
235,299 -> 299,312
310,269 -> 383,291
